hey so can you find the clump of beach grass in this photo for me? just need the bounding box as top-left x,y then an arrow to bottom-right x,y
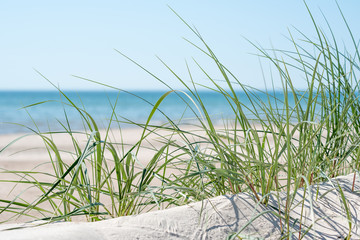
1,2 -> 359,239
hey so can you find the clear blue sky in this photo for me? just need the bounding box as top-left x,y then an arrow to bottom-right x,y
1,1 -> 359,91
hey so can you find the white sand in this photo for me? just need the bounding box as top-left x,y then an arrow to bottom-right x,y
0,174 -> 359,239
0,128 -> 359,239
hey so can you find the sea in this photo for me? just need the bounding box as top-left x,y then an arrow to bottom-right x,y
0,90 -> 294,134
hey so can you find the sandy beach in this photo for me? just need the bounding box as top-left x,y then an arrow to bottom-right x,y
0,127 -> 160,222
0,125 -> 214,221
0,126 -> 359,239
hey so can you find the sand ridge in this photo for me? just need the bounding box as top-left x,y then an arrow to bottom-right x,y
0,174 -> 359,239
1,128 -> 359,239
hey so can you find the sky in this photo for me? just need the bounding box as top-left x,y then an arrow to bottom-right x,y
1,1 -> 359,91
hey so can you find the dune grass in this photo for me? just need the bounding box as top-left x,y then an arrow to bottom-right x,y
1,2 -> 359,239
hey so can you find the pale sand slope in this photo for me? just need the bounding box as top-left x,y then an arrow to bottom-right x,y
0,174 -> 359,239
1,128 -> 360,239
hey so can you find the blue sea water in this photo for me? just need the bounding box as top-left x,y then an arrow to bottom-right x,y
0,90 -> 291,134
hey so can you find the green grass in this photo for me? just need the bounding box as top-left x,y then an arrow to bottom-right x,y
1,2 -> 359,239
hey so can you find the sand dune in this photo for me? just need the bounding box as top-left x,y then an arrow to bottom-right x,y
0,174 -> 358,239
1,128 -> 359,239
